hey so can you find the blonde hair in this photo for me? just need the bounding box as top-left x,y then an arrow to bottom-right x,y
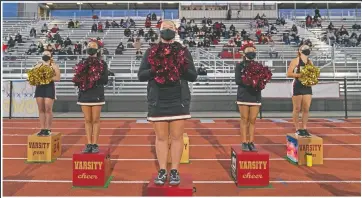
160,20 -> 177,30
88,41 -> 98,49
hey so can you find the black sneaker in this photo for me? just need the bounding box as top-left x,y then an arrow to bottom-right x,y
241,142 -> 249,151
248,142 -> 258,152
36,129 -> 46,136
42,129 -> 51,136
295,129 -> 304,136
154,169 -> 167,185
169,169 -> 180,186
82,144 -> 93,153
302,129 -> 311,137
91,144 -> 99,153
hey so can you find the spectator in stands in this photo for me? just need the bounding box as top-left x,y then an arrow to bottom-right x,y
283,33 -> 290,45
151,13 -> 157,21
357,34 -> 361,46
340,25 -> 348,36
46,31 -> 53,42
103,48 -> 110,58
124,28 -> 131,37
7,37 -> 15,49
138,28 -> 145,37
269,42 -> 278,58
115,42 -> 125,55
276,17 -> 285,26
30,27 -> 37,38
207,17 -> 212,26
75,20 -> 80,28
53,32 -> 62,44
98,22 -> 103,32
145,18 -> 151,28
112,20 -> 119,28
327,30 -> 336,46
352,23 -> 361,30
74,41 -> 82,55
41,23 -> 48,33
130,18 -> 136,28
197,66 -> 208,82
64,37 -> 72,47
91,23 -> 97,32
328,22 -> 334,31
258,34 -> 268,44
156,18 -> 163,29
255,28 -> 262,40
270,25 -> 277,34
291,24 -> 298,34
92,15 -> 99,20
188,38 -> 196,47
45,43 -> 54,55
306,15 -> 313,28
67,47 -> 76,60
314,7 -> 321,18
51,24 -> 59,33
181,16 -> 186,23
134,38 -> 142,60
37,41 -> 44,54
68,19 -> 75,28
15,33 -> 23,43
227,9 -> 232,20
201,17 -> 206,25
26,41 -> 37,55
105,20 -> 110,29
315,18 -> 322,28
254,13 -> 261,20
57,48 -> 67,61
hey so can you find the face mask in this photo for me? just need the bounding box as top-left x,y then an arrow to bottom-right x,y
245,52 -> 256,60
160,29 -> 176,41
301,49 -> 311,56
42,55 -> 50,61
87,48 -> 98,55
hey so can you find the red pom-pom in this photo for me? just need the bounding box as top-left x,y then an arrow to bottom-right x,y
72,57 -> 105,91
241,61 -> 272,91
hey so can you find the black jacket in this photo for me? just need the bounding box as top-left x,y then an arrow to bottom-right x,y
77,59 -> 109,103
234,60 -> 261,102
138,45 -> 197,111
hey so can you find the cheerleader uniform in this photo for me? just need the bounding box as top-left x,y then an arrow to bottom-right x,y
235,60 -> 261,106
34,65 -> 56,99
77,60 -> 109,106
138,46 -> 198,122
292,58 -> 312,96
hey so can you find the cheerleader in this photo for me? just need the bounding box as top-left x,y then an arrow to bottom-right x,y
73,41 -> 109,153
34,50 -> 60,136
287,44 -> 312,137
235,43 -> 260,152
138,21 -> 197,186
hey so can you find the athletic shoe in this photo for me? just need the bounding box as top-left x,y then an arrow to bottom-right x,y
91,144 -> 99,153
241,142 -> 249,151
248,142 -> 258,152
169,169 -> 181,186
154,169 -> 167,185
42,129 -> 51,136
295,129 -> 304,136
82,144 -> 93,153
36,129 -> 46,136
302,129 -> 312,137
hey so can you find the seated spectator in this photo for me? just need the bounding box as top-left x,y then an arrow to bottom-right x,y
258,34 -> 268,44
316,18 -> 322,28
183,38 -> 189,46
124,28 -> 131,37
340,25 -> 348,36
328,22 -> 334,31
46,31 -> 53,42
283,33 -> 290,45
130,18 -> 136,28
145,18 -> 151,28
133,38 -> 142,60
207,17 -> 212,26
67,47 -> 76,60
156,18 -> 162,29
306,15 -> 313,28
14,33 -> 23,43
50,24 -> 59,33
45,43 -> 54,54
112,20 -> 119,28
201,17 -> 207,24
64,37 -> 72,47
226,38 -> 236,47
98,22 -> 103,32
41,23 -> 48,33
291,24 -> 298,34
75,20 -> 80,28
146,13 -> 151,20
115,42 -> 125,55
203,38 -> 211,47
197,40 -> 204,47
128,36 -> 135,44
53,32 -> 62,43
254,13 -> 261,20
188,38 -> 196,47
68,19 -> 75,28
91,23 -> 97,32
138,28 -> 144,37
58,48 -> 67,60
103,48 -> 110,56
255,28 -> 262,40
212,37 -> 220,45
270,25 -> 277,34
151,13 -> 157,21
92,15 -> 99,20
7,37 -> 15,48
26,41 -> 37,55
268,42 -> 278,58
37,41 -> 44,54
352,23 -> 361,30
74,41 -> 82,55
105,20 -> 110,28
197,66 -> 208,82
30,27 -> 37,38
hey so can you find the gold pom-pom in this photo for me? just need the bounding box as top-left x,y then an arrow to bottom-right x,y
299,64 -> 320,86
27,64 -> 55,86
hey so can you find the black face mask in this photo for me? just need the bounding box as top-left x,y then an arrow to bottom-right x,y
245,52 -> 256,60
87,48 -> 98,55
160,29 -> 176,41
302,49 -> 311,56
42,55 -> 51,61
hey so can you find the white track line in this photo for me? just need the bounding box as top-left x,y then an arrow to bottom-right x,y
3,143 -> 361,147
2,179 -> 360,184
2,126 -> 361,130
3,134 -> 360,137
3,157 -> 360,161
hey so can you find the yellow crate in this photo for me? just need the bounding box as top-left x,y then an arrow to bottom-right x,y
27,132 -> 62,162
168,133 -> 189,164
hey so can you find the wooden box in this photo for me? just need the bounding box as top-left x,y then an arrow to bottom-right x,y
72,148 -> 112,187
231,146 -> 270,187
168,133 -> 189,164
146,173 -> 194,196
27,132 -> 61,162
286,133 -> 323,165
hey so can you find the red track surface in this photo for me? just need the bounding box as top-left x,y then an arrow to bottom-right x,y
2,118 -> 361,196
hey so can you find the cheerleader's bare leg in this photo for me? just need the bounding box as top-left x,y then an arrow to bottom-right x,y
81,106 -> 93,144
153,121 -> 170,185
301,95 -> 312,130
292,95 -> 303,131
44,98 -> 54,130
91,105 -> 102,145
238,105 -> 249,143
248,106 -> 260,143
36,98 -> 46,130
168,119 -> 184,185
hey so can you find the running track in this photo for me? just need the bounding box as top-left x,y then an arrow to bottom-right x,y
2,118 -> 361,196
